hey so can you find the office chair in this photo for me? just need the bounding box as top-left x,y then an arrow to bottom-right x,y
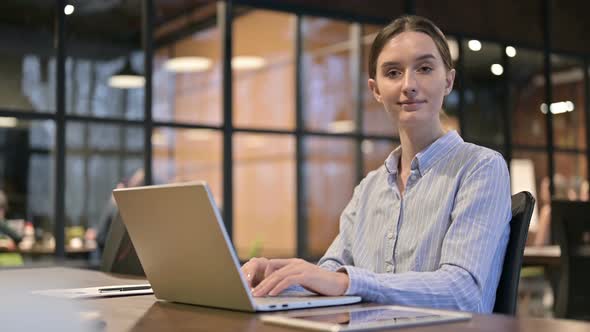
493,191 -> 535,315
551,200 -> 590,320
100,212 -> 145,276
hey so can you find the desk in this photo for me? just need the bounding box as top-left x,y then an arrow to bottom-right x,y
1,267 -> 589,332
523,245 -> 561,266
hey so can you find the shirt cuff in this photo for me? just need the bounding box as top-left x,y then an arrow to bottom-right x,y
337,265 -> 372,297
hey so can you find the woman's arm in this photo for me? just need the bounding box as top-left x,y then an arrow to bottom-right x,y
340,154 -> 511,313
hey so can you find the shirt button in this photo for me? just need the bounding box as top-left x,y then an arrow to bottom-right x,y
386,266 -> 393,273
387,232 -> 394,239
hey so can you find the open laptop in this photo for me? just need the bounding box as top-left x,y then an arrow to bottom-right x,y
112,182 -> 361,312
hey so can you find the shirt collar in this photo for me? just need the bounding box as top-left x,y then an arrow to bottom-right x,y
384,130 -> 463,177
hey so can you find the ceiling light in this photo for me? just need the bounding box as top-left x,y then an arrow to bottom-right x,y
64,4 -> 75,15
164,57 -> 212,73
540,101 -> 575,115
0,117 -> 17,128
505,46 -> 516,58
468,40 -> 482,51
232,56 -> 266,70
109,60 -> 144,89
491,64 -> 504,76
329,120 -> 355,133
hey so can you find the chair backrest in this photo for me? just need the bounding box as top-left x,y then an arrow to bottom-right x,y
551,200 -> 590,319
493,191 -> 535,315
100,212 -> 145,276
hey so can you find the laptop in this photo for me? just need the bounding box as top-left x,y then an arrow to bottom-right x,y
112,182 -> 361,312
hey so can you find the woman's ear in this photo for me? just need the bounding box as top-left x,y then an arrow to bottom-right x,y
444,69 -> 456,96
368,79 -> 382,103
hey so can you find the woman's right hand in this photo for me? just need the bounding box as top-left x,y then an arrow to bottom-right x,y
241,257 -> 269,289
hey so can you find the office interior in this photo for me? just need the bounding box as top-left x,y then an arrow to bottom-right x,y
1,0 -> 589,322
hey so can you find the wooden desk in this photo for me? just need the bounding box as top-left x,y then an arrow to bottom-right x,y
523,245 -> 561,266
1,267 -> 589,332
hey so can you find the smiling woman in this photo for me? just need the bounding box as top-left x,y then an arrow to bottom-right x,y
241,15 -> 512,314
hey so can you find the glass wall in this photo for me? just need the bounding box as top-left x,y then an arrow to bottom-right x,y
0,120 -> 55,260
153,1 -> 221,125
65,122 -> 144,251
551,54 -> 587,202
303,17 -> 355,134
0,3 -> 55,113
304,137 -> 356,257
234,9 -> 295,130
1,0 -> 589,269
462,40 -> 505,147
234,133 -> 296,258
510,48 -> 546,147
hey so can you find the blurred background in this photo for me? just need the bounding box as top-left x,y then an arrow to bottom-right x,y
0,0 -> 589,320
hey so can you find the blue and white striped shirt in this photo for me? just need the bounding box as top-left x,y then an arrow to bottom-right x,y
318,130 -> 511,313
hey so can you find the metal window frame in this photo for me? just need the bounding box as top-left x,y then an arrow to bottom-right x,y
4,0 -> 590,261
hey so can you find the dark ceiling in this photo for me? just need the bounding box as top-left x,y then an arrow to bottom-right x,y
1,0 -> 589,58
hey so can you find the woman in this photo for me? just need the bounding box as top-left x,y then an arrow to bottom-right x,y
241,15 -> 511,313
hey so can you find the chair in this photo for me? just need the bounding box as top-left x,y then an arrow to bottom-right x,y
493,191 -> 535,315
100,212 -> 145,276
551,200 -> 590,320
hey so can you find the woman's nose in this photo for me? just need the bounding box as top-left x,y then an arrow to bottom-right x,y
402,71 -> 418,97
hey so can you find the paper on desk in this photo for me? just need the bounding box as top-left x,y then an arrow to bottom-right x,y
32,283 -> 153,299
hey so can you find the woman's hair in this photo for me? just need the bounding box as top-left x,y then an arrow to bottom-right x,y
368,15 -> 453,79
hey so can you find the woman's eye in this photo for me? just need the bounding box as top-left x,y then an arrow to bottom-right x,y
386,70 -> 401,78
418,66 -> 433,73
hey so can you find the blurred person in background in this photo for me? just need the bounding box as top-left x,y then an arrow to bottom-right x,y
85,169 -> 145,251
0,189 -> 22,250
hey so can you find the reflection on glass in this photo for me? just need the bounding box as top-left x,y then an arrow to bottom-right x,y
303,18 -> 355,133
511,150 -> 548,235
554,153 -> 588,201
511,151 -> 548,199
65,122 -> 144,251
0,120 -> 54,264
234,134 -> 295,259
362,139 -> 396,176
462,40 -> 505,145
153,3 -> 220,125
234,9 -> 295,129
510,48 -> 546,146
305,137 -> 356,257
65,0 -> 144,119
152,127 -> 222,204
550,55 -> 586,150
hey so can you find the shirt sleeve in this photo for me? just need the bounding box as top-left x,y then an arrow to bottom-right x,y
329,154 -> 511,313
317,180 -> 364,272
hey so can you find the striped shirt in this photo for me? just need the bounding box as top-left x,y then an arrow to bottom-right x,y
318,130 -> 511,313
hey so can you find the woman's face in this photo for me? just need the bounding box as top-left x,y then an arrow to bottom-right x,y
368,31 -> 455,130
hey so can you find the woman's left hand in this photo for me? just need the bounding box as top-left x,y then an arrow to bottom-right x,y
251,258 -> 349,297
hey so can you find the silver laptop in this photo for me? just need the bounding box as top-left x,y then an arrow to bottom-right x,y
112,181 -> 361,312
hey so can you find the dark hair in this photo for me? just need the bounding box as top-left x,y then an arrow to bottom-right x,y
368,15 -> 453,79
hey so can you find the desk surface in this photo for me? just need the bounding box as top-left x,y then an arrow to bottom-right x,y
1,267 -> 589,332
522,245 -> 561,266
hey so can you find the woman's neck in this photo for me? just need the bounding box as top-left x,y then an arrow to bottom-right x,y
398,122 -> 446,174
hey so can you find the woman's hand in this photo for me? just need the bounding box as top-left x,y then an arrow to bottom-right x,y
251,258 -> 349,297
240,257 -> 270,289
